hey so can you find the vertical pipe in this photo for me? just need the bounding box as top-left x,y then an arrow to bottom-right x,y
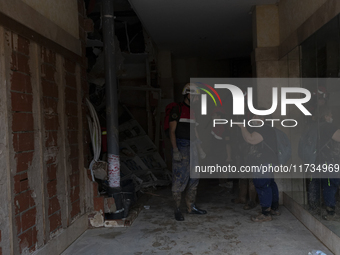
102,0 -> 120,188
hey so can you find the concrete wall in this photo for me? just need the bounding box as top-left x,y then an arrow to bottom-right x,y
254,5 -> 280,48
21,0 -> 79,39
252,5 -> 280,80
0,1 -> 94,254
252,0 -> 340,197
278,0 -> 340,59
278,0 -> 328,44
254,0 -> 340,76
0,0 -> 81,56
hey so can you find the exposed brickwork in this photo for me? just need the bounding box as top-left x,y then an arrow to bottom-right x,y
3,1 -> 92,253
65,87 -> 77,102
93,197 -> 104,212
11,72 -> 32,93
67,130 -> 79,144
78,0 -> 91,179
12,133 -> 35,152
18,228 -> 33,254
42,80 -> 58,98
14,190 -> 35,215
48,196 -> 61,215
90,166 -> 105,214
47,164 -> 57,181
65,101 -> 78,116
11,51 -> 30,74
67,1 -> 87,218
13,172 -> 28,194
10,34 -> 38,253
64,59 -> 76,73
49,211 -> 62,233
45,131 -> 58,147
64,57 -> 81,221
70,186 -> 80,203
17,35 -> 29,56
70,200 -> 80,219
12,113 -> 34,132
47,179 -> 57,198
41,63 -> 56,82
15,152 -> 33,173
40,47 -> 63,236
21,208 -> 37,232
11,92 -> 33,112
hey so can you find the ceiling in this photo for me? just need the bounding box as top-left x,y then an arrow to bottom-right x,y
129,0 -> 278,60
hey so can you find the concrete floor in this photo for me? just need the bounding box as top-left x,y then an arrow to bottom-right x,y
63,180 -> 332,255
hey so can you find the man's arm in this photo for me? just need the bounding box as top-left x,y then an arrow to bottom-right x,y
224,136 -> 232,161
169,120 -> 182,161
226,144 -> 232,161
169,120 -> 178,149
332,129 -> 340,142
195,126 -> 206,159
239,125 -> 263,145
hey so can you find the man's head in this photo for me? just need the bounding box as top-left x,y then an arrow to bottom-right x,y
313,86 -> 328,106
182,83 -> 200,105
211,106 -> 226,119
318,105 -> 333,123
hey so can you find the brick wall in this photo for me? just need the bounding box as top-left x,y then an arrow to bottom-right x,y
11,35 -> 38,254
0,0 -> 92,254
41,48 -> 63,236
64,58 -> 82,221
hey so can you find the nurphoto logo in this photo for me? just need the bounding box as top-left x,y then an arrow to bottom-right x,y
199,83 -> 312,128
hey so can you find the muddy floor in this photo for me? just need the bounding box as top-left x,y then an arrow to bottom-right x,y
63,180 -> 332,255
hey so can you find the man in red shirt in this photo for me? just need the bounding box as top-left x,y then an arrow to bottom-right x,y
169,83 -> 207,221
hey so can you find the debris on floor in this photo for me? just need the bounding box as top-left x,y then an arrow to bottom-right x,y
86,98 -> 171,226
308,251 -> 327,255
118,106 -> 171,191
64,180 -> 333,255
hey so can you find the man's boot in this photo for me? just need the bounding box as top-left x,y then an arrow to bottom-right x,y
270,201 -> 281,216
251,207 -> 272,222
173,192 -> 184,221
232,179 -> 247,204
323,206 -> 337,221
244,179 -> 257,210
185,189 -> 207,214
174,208 -> 184,221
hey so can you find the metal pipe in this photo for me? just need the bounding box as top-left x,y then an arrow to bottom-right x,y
102,0 -> 120,188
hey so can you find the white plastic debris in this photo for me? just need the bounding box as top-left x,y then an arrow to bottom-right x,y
308,250 -> 327,255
